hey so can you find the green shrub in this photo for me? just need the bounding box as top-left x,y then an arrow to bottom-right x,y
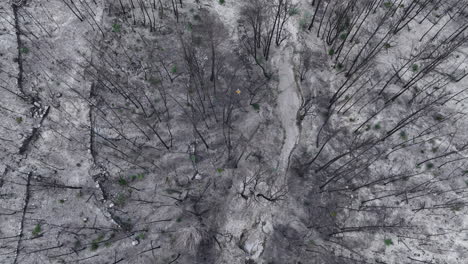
130,173 -> 145,181
115,193 -> 127,206
165,188 -> 181,195
171,65 -> 177,74
137,233 -> 147,240
433,114 -> 444,121
288,7 -> 299,16
112,23 -> 121,32
412,64 -> 419,72
20,47 -> 29,54
328,48 -> 335,56
90,241 -> 99,251
118,177 -> 128,186
219,0 -> 225,4
32,224 -> 41,236
399,131 -> 407,140
90,234 -> 105,251
299,12 -> 311,31
190,154 -> 197,162
15,117 -> 23,124
251,103 -> 260,110
384,238 -> 393,246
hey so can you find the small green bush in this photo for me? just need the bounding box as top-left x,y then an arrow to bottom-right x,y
399,131 -> 407,140
384,238 -> 393,246
112,23 -> 121,32
433,114 -> 444,121
190,154 -> 197,162
251,103 -> 260,110
15,117 -> 23,124
288,8 -> 299,16
171,65 -> 177,74
90,241 -> 99,251
219,0 -> 225,5
130,173 -> 145,181
328,48 -> 335,56
90,234 -> 105,251
32,224 -> 41,236
118,177 -> 128,186
299,12 -> 311,31
165,188 -> 181,195
137,233 -> 147,240
115,193 -> 127,206
383,2 -> 393,8
412,64 -> 419,72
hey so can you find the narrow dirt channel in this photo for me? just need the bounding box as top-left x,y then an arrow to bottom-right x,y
274,46 -> 302,176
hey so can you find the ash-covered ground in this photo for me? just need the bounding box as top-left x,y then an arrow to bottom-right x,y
1,0 -> 468,263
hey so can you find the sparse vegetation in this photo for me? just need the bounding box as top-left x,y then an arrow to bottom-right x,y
3,0 -> 468,263
32,224 -> 41,237
112,23 -> 121,32
384,239 -> 393,246
118,177 -> 128,186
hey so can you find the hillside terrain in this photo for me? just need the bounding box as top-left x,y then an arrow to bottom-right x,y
1,0 -> 468,263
